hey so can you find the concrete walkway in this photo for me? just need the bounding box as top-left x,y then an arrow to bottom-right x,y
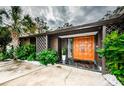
1,64 -> 111,86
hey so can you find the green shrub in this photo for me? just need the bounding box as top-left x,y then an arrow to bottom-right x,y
27,53 -> 36,61
15,44 -> 36,60
0,52 -> 5,61
0,51 -> 10,61
96,31 -> 124,85
96,48 -> 105,58
37,49 -> 58,66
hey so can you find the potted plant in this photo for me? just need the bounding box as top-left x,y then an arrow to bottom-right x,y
62,48 -> 66,64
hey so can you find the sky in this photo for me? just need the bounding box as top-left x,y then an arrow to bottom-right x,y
0,6 -> 117,29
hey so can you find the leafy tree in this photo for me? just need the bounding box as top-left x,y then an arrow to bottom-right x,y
35,17 -> 49,33
57,22 -> 73,30
0,26 -> 11,52
63,23 -> 73,27
113,6 -> 124,15
100,6 -> 124,21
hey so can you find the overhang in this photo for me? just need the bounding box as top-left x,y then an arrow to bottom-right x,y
59,31 -> 98,38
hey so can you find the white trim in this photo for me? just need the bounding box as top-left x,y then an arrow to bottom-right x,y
59,31 -> 98,38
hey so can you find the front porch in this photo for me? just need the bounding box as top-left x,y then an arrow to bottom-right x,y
59,34 -> 100,72
48,25 -> 105,72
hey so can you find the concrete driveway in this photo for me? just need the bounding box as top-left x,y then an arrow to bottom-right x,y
1,64 -> 111,86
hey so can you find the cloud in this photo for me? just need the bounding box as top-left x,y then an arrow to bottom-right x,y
0,6 -> 117,29
69,6 -> 117,25
24,6 -> 116,29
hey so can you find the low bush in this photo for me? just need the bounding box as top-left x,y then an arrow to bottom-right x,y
15,44 -> 36,60
0,52 -> 5,61
37,49 -> 58,66
97,31 -> 124,85
27,53 -> 36,61
0,52 -> 9,61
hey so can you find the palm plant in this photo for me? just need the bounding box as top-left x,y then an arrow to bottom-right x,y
22,14 -> 37,34
0,6 -> 37,59
0,9 -> 9,25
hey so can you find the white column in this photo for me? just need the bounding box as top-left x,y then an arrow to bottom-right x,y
68,39 -> 72,58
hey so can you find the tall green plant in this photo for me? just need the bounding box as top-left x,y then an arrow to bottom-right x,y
35,17 -> 49,33
97,31 -> 124,85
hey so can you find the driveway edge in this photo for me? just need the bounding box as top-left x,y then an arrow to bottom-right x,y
0,66 -> 46,85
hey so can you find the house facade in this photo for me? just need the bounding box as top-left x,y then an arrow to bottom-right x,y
19,14 -> 124,73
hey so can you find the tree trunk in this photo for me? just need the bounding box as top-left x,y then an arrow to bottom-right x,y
10,31 -> 19,60
11,31 -> 19,49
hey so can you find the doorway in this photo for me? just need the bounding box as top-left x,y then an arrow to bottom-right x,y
73,35 -> 95,61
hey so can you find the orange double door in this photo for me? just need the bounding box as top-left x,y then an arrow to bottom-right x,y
73,35 -> 95,61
